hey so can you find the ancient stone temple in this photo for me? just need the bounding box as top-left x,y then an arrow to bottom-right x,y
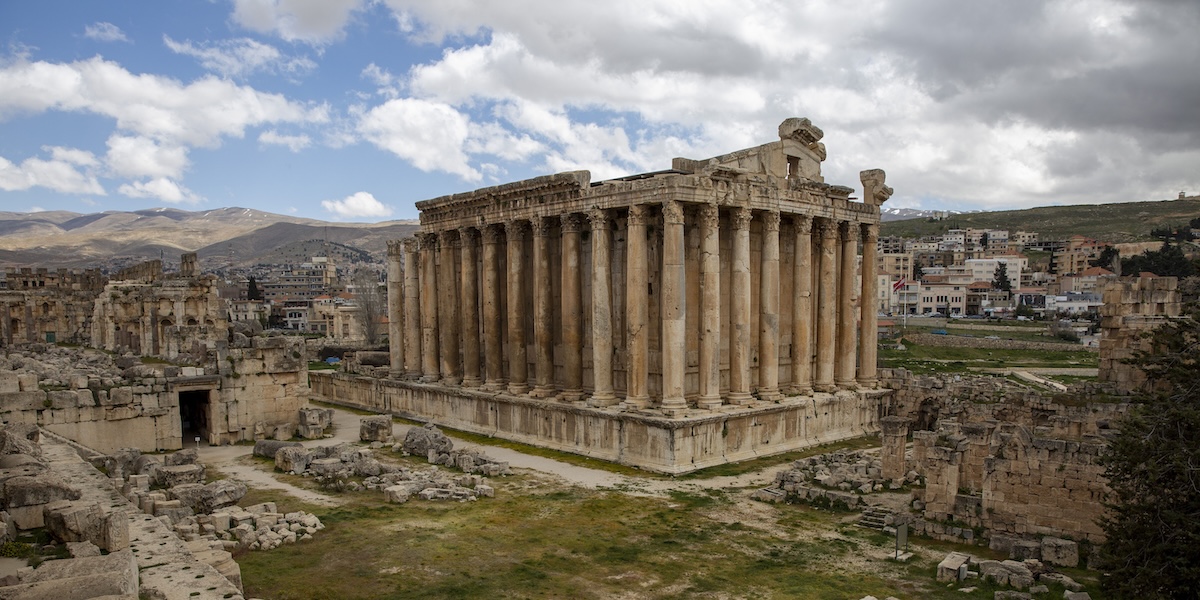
314,118 -> 892,473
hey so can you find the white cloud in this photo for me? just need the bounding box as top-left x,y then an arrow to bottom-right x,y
117,177 -> 202,204
163,36 -> 316,79
0,149 -> 105,195
0,56 -> 328,147
321,191 -> 392,219
28,206 -> 46,213
356,98 -> 480,180
83,22 -> 129,43
258,129 -> 311,152
105,135 -> 189,179
231,0 -> 366,45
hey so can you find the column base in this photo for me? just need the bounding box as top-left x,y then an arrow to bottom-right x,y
756,388 -> 782,402
529,385 -> 557,399
461,376 -> 483,388
420,375 -> 440,384
389,369 -> 404,380
696,395 -> 723,410
856,378 -> 877,389
620,396 -> 650,410
660,397 -> 687,412
814,383 -> 835,393
835,379 -> 857,391
560,389 -> 584,403
587,392 -> 619,408
726,392 -> 754,405
441,376 -> 462,386
786,385 -> 814,396
482,380 -> 506,392
507,383 -> 530,395
405,371 -> 423,381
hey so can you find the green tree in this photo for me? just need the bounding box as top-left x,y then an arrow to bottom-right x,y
913,258 -> 926,282
1121,241 -> 1197,278
1091,245 -> 1119,271
1098,307 -> 1200,598
991,262 -> 1013,293
247,276 -> 263,301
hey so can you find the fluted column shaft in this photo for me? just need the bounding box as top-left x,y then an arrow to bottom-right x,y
459,228 -> 481,387
728,207 -> 753,404
697,204 -> 722,409
506,221 -> 529,394
387,240 -> 404,378
561,214 -> 585,402
418,233 -> 440,383
588,210 -> 617,406
815,219 -> 837,391
758,210 -> 781,400
438,231 -> 461,385
481,226 -> 505,390
836,222 -> 858,388
790,216 -> 813,394
531,217 -> 556,398
660,201 -> 687,413
623,205 -> 650,408
402,239 -> 421,379
859,223 -> 879,387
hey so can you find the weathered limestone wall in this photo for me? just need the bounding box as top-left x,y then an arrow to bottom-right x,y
309,371 -> 883,474
1,377 -> 181,453
983,425 -> 1109,542
211,336 -> 309,444
1,339 -> 308,451
1099,276 -> 1181,393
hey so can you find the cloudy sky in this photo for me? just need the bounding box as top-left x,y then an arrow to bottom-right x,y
1,0 -> 1197,221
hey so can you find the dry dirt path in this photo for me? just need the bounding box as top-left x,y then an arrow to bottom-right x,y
196,405 -> 806,504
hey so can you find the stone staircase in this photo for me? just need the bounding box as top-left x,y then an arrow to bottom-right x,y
858,506 -> 893,530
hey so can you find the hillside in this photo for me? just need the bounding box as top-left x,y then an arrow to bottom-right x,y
881,196 -> 1200,242
0,207 -> 418,270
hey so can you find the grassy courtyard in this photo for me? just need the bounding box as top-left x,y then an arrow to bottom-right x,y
233,448 -> 1101,599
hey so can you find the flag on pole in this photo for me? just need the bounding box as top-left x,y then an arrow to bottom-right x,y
892,277 -> 907,293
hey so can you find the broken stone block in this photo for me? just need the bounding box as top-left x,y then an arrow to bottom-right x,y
155,463 -> 205,488
275,446 -> 311,473
384,484 -> 411,503
360,415 -> 393,443
44,501 -> 104,546
1009,539 -> 1041,561
403,423 -> 453,457
937,552 -> 971,582
1040,536 -> 1079,568
253,439 -> 302,459
1,549 -> 138,599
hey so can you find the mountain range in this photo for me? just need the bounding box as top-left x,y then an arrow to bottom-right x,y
0,207 -> 420,270
1,196 -> 1195,271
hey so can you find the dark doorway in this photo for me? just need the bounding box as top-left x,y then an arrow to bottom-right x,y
179,390 -> 210,444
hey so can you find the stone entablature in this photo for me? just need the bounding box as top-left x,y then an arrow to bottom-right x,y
387,118 -> 891,416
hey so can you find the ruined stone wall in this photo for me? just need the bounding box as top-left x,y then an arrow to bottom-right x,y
888,368 -> 1126,543
92,276 -> 229,361
982,425 -> 1109,542
1,289 -> 100,345
1,371 -> 182,453
1099,276 -> 1181,393
210,336 -> 308,445
904,333 -> 1097,353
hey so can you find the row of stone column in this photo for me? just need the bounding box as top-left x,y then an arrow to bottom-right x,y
386,203 -> 879,411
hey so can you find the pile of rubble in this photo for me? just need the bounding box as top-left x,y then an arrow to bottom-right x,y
258,421 -> 508,504
107,446 -> 324,552
937,551 -> 1091,598
0,424 -> 245,598
766,449 -> 920,507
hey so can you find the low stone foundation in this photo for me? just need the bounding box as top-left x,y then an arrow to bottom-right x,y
310,372 -> 885,474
